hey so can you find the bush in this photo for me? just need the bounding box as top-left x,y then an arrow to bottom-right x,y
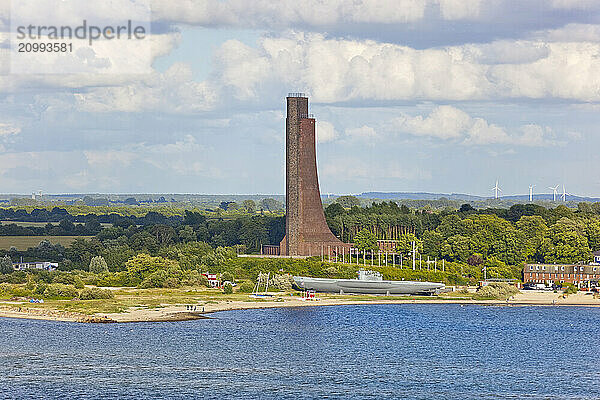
223,282 -> 233,294
0,282 -> 12,298
271,274 -> 294,291
0,255 -> 13,274
180,270 -> 205,287
475,282 -> 519,300
79,287 -> 114,300
562,283 -> 578,295
221,271 -> 235,283
89,256 -> 109,274
96,271 -> 131,287
139,269 -> 181,288
52,273 -> 85,289
43,284 -> 79,299
238,281 -> 255,293
0,271 -> 27,284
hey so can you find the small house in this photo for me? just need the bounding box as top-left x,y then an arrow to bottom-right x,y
202,273 -> 220,288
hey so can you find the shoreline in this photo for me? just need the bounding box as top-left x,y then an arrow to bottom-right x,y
2,291 -> 600,323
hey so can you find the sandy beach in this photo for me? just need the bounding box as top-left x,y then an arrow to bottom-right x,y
1,290 -> 600,323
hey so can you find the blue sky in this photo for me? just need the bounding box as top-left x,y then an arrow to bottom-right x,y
1,0 -> 600,197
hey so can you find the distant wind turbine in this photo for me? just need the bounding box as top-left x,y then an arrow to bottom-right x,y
491,180 -> 501,199
529,185 -> 535,202
549,185 -> 559,202
561,184 -> 570,202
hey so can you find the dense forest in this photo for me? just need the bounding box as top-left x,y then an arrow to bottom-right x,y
1,200 -> 600,279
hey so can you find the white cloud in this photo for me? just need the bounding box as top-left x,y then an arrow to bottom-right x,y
84,150 -> 137,167
393,105 -> 471,139
531,23 -> 600,43
392,105 -> 560,147
464,118 -> 511,145
152,0 -> 431,27
209,32 -> 600,104
316,121 -> 338,143
76,63 -> 218,113
0,123 -> 21,136
0,32 -> 181,93
345,125 -> 377,139
551,0 -> 600,9
84,135 -> 221,177
468,41 -> 550,65
438,0 -> 481,20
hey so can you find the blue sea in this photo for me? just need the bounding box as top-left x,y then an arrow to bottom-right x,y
1,304 -> 600,399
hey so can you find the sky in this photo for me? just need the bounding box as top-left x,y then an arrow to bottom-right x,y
1,0 -> 600,197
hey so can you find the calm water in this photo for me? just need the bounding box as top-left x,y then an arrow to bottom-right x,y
1,304 -> 600,399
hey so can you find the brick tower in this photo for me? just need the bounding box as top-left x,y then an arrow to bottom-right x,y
279,94 -> 349,256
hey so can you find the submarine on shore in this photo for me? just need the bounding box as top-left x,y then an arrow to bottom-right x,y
293,269 -> 445,295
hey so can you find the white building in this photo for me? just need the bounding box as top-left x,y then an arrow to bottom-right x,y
593,250 -> 600,265
13,261 -> 58,271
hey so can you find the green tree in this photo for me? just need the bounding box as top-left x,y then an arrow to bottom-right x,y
223,282 -> 233,294
395,233 -> 422,255
101,244 -> 135,272
442,235 -> 471,262
125,254 -> 180,286
540,217 -> 591,264
242,200 -> 256,213
335,195 -> 361,208
178,225 -> 196,243
422,231 -> 443,258
324,203 -> 346,219
583,217 -> 600,251
517,215 -> 548,260
0,255 -> 13,274
89,255 -> 109,274
259,198 -> 282,212
354,228 -> 378,252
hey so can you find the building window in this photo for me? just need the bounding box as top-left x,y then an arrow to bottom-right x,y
561,266 -> 565,271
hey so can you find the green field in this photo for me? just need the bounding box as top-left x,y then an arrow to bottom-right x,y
0,236 -> 92,250
1,221 -> 112,228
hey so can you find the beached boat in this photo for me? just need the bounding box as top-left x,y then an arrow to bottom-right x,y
293,269 -> 444,295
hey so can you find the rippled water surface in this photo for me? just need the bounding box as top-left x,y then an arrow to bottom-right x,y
1,304 -> 600,399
